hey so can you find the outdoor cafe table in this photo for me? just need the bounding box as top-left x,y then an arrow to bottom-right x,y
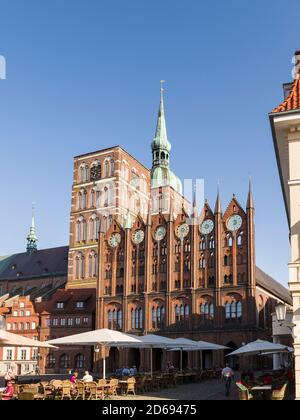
251,385 -> 272,400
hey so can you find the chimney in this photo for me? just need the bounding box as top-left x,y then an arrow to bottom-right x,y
293,50 -> 300,80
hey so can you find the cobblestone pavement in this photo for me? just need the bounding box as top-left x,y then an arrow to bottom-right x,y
114,379 -> 239,401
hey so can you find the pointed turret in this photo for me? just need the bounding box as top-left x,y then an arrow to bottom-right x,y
151,82 -> 182,194
192,190 -> 198,218
151,81 -> 171,165
214,186 -> 222,214
247,179 -> 255,209
26,205 -> 38,254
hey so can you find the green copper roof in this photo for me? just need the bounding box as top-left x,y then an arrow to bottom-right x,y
151,166 -> 182,194
151,88 -> 171,153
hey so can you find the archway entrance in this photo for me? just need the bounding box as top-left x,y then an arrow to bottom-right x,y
152,349 -> 163,372
202,350 -> 213,369
225,342 -> 239,371
108,348 -> 119,374
128,348 -> 140,371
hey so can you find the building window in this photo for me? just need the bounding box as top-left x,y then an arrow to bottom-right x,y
26,322 -> 30,330
83,317 -> 89,325
13,311 -> 18,317
7,323 -> 11,331
46,354 -> 56,368
76,301 -> 84,309
68,318 -> 73,327
32,322 -> 37,330
56,302 -> 64,309
20,323 -> 24,331
25,310 -> 30,316
131,307 -> 142,330
61,319 -> 66,327
20,350 -> 27,361
75,354 -> 85,369
76,318 -> 81,326
6,349 -> 13,361
53,319 -> 58,327
60,354 -> 71,369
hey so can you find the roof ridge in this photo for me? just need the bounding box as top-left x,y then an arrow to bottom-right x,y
273,79 -> 300,113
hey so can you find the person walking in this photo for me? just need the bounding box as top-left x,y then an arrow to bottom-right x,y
222,363 -> 234,397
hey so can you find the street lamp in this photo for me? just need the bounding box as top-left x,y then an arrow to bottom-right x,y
275,303 -> 295,331
275,303 -> 287,323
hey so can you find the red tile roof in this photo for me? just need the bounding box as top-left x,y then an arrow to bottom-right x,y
273,79 -> 300,113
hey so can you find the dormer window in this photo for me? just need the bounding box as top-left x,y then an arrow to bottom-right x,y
56,302 -> 64,309
76,301 -> 84,309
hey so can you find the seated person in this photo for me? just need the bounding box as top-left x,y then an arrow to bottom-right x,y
70,371 -> 78,385
82,371 -> 93,383
129,366 -> 138,376
1,381 -> 14,401
122,367 -> 130,377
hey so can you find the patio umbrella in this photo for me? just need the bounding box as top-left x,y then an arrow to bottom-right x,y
47,328 -> 143,379
0,329 -> 56,348
126,335 -> 195,376
226,340 -> 289,357
167,339 -> 229,371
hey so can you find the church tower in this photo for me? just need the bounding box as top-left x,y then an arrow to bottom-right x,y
26,206 -> 38,254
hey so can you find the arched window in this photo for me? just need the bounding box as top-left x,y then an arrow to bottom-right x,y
108,310 -> 113,329
104,187 -> 109,206
75,354 -> 85,369
175,305 -> 180,322
228,235 -> 233,247
76,253 -> 85,279
152,307 -> 157,329
185,305 -> 190,319
76,221 -> 81,242
91,190 -> 95,207
237,234 -> 243,246
110,159 -> 115,176
224,255 -> 229,266
105,161 -> 109,177
117,310 -> 122,329
237,301 -> 242,319
225,302 -> 231,320
46,354 -> 56,368
82,220 -> 87,241
60,354 -> 71,369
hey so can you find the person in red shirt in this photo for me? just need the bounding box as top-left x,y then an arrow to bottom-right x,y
1,381 -> 14,401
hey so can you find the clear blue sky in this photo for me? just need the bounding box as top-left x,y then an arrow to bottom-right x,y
0,0 -> 298,286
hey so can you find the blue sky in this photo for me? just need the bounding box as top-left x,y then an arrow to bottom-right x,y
0,0 -> 298,286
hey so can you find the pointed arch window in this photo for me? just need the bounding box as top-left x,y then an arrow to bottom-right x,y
175,305 -> 180,322
105,160 -> 109,177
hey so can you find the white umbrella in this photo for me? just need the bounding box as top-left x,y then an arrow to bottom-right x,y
0,329 -> 56,348
126,335 -> 194,376
169,338 -> 200,373
226,340 -> 289,357
167,339 -> 229,371
47,329 -> 143,379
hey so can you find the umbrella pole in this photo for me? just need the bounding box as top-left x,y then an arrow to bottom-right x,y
180,349 -> 183,373
102,346 -> 106,380
150,347 -> 153,377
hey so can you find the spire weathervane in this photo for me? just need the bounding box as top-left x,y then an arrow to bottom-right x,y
26,203 -> 38,254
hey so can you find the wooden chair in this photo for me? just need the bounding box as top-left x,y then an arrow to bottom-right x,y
136,376 -> 146,394
75,381 -> 86,400
126,378 -> 136,396
18,392 -> 35,400
86,381 -> 99,400
271,383 -> 288,401
236,383 -> 253,400
107,379 -> 119,397
60,381 -> 72,400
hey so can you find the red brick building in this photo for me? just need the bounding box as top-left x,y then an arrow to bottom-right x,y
65,88 -> 292,372
36,289 -> 95,374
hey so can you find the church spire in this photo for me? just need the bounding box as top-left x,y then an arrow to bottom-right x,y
26,205 -> 38,254
247,178 -> 254,209
214,184 -> 222,214
151,81 -> 172,169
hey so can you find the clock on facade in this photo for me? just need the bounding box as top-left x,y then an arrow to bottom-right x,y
176,223 -> 190,240
108,233 -> 121,248
90,164 -> 101,182
200,219 -> 214,235
154,226 -> 166,242
132,229 -> 145,245
226,215 -> 243,232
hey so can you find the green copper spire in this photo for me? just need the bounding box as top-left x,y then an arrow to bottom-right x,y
151,81 -> 171,167
151,82 -> 182,194
26,205 -> 38,254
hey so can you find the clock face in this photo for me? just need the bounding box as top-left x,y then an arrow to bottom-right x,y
200,219 -> 214,235
154,226 -> 166,242
108,233 -> 121,248
176,223 -> 190,240
90,165 -> 101,181
227,215 -> 243,232
132,229 -> 145,245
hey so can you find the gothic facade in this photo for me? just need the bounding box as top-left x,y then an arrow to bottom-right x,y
64,88 -> 292,371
